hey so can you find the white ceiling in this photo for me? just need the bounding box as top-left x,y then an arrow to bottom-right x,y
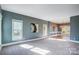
1,4 -> 79,24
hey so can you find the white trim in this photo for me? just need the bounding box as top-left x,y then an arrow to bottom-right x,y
1,34 -> 79,48
43,24 -> 48,36
1,36 -> 47,47
68,40 -> 79,43
49,35 -> 79,44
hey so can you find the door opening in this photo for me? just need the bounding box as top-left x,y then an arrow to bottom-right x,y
43,24 -> 47,36
12,19 -> 23,41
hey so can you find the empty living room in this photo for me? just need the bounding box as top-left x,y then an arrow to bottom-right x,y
0,4 -> 79,55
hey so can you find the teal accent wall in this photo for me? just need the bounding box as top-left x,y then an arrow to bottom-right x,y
70,15 -> 79,41
2,10 -> 51,44
0,6 -> 2,45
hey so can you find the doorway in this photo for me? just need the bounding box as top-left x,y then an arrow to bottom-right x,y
12,19 -> 23,41
43,24 -> 47,36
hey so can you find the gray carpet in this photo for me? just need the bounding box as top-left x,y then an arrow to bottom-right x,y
0,38 -> 79,55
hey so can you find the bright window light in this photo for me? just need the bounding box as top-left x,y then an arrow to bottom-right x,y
30,47 -> 50,55
19,44 -> 33,49
19,44 -> 50,55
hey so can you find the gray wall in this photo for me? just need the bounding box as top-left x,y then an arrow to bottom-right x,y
0,6 -> 2,13
0,6 -> 2,45
2,10 -> 51,44
70,15 -> 79,41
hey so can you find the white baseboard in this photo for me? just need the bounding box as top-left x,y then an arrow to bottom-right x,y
1,36 -> 79,48
68,40 -> 79,43
1,37 -> 46,47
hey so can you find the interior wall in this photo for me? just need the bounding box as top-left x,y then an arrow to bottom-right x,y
48,23 -> 61,33
2,10 -> 50,44
51,23 -> 58,32
59,24 -> 70,35
0,6 -> 2,51
48,22 -> 57,34
0,6 -> 2,45
70,15 -> 79,41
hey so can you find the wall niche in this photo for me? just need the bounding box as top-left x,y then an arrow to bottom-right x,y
31,23 -> 38,33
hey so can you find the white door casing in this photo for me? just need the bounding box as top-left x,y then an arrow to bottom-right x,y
43,24 -> 47,36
